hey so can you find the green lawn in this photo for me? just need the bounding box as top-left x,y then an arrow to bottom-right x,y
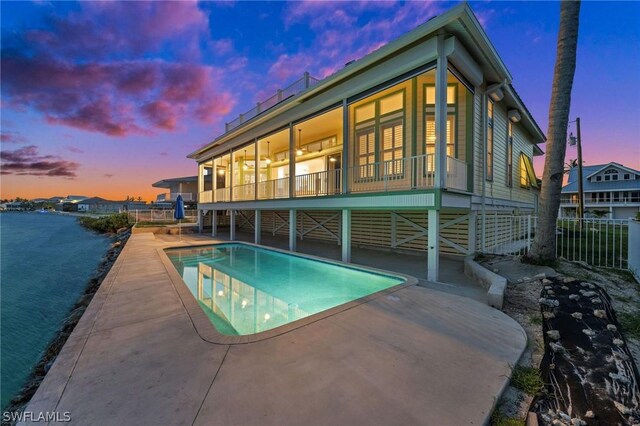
556,219 -> 628,269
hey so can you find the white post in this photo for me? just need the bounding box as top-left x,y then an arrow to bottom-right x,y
212,210 -> 217,237
526,215 -> 532,253
289,209 -> 297,251
198,209 -> 203,233
289,123 -> 295,198
428,209 -> 439,282
468,211 -> 477,254
341,209 -> 351,262
342,99 -> 349,194
230,210 -> 236,241
255,210 -> 261,244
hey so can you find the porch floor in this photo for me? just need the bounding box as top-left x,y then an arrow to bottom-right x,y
196,228 -> 487,304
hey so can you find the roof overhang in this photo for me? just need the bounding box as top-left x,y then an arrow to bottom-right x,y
152,176 -> 198,189
585,162 -> 640,179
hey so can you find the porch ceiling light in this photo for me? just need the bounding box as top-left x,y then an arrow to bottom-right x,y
296,129 -> 304,156
265,141 -> 272,164
488,89 -> 504,102
218,168 -> 225,176
329,156 -> 337,162
508,109 -> 522,123
243,149 -> 249,170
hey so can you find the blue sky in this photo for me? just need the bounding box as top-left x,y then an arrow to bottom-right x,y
1,1 -> 638,200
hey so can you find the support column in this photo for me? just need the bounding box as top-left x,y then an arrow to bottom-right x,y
254,210 -> 261,244
289,123 -> 295,198
468,211 -> 477,254
230,210 -> 236,241
289,209 -> 297,251
341,209 -> 351,263
427,210 -> 440,282
342,99 -> 349,194
434,34 -> 448,190
198,209 -> 203,233
212,210 -> 217,237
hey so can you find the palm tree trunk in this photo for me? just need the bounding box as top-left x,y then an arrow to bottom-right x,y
530,0 -> 581,261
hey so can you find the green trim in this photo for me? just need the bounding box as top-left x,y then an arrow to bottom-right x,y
412,77 -> 418,185
434,188 -> 442,209
465,89 -> 473,192
486,98 -> 494,182
352,87 -> 407,181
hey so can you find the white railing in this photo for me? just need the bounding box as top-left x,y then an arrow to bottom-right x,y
561,199 -> 640,205
232,183 -> 255,201
446,156 -> 467,191
556,218 -> 629,270
215,187 -> 230,202
225,72 -> 321,133
130,209 -> 198,223
478,215 -> 630,270
347,154 -> 466,193
295,170 -> 342,197
258,178 -> 289,199
199,191 -> 212,203
169,192 -> 194,201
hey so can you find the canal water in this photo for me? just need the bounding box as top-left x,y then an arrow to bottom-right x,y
1,212 -> 109,408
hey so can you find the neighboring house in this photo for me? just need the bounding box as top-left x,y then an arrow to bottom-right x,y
77,197 -> 123,213
560,162 -> 640,219
152,176 -> 198,205
188,4 -> 544,281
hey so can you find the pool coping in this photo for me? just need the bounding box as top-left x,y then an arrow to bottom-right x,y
157,241 -> 418,345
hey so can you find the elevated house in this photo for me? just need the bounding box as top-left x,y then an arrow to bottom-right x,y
77,197 -> 123,213
189,4 -> 544,281
560,162 -> 640,219
152,176 -> 198,207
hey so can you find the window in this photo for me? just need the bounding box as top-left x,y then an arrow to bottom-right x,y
596,176 -> 602,182
624,173 -> 630,180
381,120 -> 404,175
486,100 -> 494,181
424,84 -> 456,167
519,153 -> 538,189
506,121 -> 513,187
356,128 -> 375,178
353,90 -> 405,179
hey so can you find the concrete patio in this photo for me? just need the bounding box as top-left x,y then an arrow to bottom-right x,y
22,233 -> 526,426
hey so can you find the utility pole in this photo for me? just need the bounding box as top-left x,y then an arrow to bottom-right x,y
576,117 -> 584,221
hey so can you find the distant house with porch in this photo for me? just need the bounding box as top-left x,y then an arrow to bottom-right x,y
188,4 -> 544,281
560,162 -> 640,219
152,176 -> 198,206
77,197 -> 123,213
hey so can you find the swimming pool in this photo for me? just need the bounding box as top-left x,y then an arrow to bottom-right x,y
164,243 -> 405,336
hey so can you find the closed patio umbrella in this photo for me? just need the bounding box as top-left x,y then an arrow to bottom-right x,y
174,194 -> 185,240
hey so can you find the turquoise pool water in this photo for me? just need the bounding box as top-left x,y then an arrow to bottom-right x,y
165,244 -> 404,336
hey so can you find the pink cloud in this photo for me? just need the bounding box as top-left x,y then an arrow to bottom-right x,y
1,1 -> 235,137
0,145 -> 79,178
66,146 -> 84,154
1,131 -> 27,144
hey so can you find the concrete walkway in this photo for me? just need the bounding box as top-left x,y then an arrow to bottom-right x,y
23,233 -> 526,426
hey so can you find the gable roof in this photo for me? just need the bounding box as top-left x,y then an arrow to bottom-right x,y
188,3 -> 544,161
78,197 -> 121,204
562,163 -> 640,193
584,162 -> 640,180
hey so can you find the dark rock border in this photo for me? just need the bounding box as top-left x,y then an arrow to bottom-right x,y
1,228 -> 131,423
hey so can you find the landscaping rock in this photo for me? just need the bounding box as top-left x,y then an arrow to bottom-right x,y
607,324 -> 618,332
593,309 -> 606,319
569,294 -> 580,301
582,328 -> 596,337
571,312 -> 583,320
547,330 -> 561,341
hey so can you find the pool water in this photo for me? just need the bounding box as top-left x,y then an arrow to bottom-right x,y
165,244 -> 404,336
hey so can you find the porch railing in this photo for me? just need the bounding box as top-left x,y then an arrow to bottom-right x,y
295,169 -> 342,197
215,187 -> 230,202
348,154 -> 467,193
199,191 -> 212,203
258,178 -> 289,199
225,72 -> 321,133
232,183 -> 255,201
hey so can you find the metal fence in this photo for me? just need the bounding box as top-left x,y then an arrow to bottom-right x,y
128,209 -> 198,224
556,218 -> 629,270
479,214 -> 630,270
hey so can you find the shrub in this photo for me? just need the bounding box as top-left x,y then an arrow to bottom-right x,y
619,312 -> 640,340
78,213 -> 131,234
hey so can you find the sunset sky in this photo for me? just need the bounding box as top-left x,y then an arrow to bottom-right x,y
1,1 -> 639,201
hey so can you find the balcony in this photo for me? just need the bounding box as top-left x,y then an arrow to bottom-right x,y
199,154 -> 467,204
156,192 -> 195,202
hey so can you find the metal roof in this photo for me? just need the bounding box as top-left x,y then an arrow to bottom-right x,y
152,176 -> 198,189
562,163 -> 640,193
